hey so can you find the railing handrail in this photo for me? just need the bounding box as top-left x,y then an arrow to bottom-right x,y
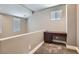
0,29 -> 45,41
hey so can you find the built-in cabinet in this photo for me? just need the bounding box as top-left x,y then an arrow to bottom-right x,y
44,32 -> 67,45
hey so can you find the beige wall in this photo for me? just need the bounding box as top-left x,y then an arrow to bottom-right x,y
27,5 -> 66,33
77,5 -> 79,47
67,4 -> 77,46
0,15 -> 28,39
28,4 -> 77,46
0,30 -> 44,53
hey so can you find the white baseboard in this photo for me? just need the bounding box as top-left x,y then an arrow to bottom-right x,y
76,48 -> 79,53
66,44 -> 79,53
28,41 -> 44,54
66,45 -> 77,50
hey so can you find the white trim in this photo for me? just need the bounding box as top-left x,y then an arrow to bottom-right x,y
66,44 -> 77,50
0,29 -> 46,41
28,41 -> 44,54
76,48 -> 79,53
66,45 -> 79,53
66,4 -> 68,33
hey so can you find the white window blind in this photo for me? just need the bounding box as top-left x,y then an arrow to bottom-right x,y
13,17 -> 21,32
51,10 -> 62,21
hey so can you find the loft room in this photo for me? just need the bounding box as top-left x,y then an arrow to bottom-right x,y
0,4 -> 78,54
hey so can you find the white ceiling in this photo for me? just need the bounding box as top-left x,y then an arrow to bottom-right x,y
22,4 -> 59,11
0,4 -> 32,18
0,4 -> 59,18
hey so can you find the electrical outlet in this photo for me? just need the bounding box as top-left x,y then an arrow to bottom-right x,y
56,37 -> 59,39
28,45 -> 31,50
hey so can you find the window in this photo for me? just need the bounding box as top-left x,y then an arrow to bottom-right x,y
13,17 -> 21,32
51,10 -> 62,21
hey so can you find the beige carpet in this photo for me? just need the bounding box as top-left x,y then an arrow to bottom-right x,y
34,43 -> 77,54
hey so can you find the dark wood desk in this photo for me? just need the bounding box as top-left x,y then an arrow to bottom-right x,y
44,32 -> 67,45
